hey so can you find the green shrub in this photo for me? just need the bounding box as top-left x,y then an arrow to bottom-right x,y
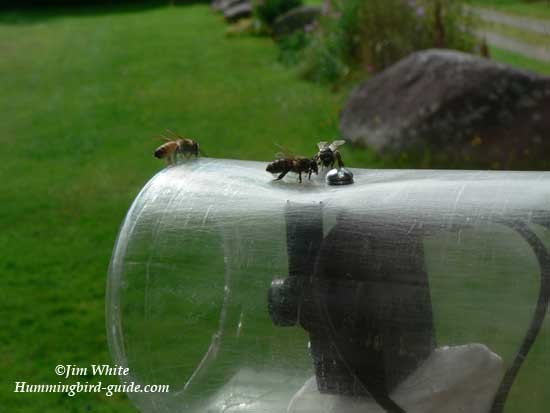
255,0 -> 303,26
298,25 -> 349,84
300,0 -> 474,84
277,29 -> 310,65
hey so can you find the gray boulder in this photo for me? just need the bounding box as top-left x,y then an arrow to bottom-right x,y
272,5 -> 322,40
213,0 -> 247,12
340,49 -> 550,168
224,2 -> 253,22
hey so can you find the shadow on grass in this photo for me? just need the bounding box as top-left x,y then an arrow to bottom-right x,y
0,0 -> 210,25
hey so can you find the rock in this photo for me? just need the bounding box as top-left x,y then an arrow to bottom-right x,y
272,5 -> 322,40
224,2 -> 253,22
340,49 -> 550,168
213,0 -> 247,12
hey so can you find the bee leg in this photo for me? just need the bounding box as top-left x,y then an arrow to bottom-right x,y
275,169 -> 290,181
298,173 -> 302,183
336,151 -> 344,167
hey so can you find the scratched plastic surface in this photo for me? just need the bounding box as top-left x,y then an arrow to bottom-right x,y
107,158 -> 550,413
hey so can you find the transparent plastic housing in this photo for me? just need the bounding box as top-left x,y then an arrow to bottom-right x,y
107,158 -> 550,413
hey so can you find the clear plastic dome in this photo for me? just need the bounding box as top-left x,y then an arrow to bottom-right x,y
107,158 -> 550,413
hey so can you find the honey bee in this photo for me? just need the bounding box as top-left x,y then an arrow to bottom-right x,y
266,147 -> 318,183
154,130 -> 200,165
314,140 -> 346,169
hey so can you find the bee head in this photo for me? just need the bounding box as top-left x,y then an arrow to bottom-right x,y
266,162 -> 276,173
319,149 -> 333,167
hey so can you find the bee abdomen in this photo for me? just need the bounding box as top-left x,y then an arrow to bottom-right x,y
267,158 -> 292,173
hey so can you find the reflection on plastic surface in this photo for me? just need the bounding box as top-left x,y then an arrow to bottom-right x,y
288,344 -> 503,413
106,158 -> 550,413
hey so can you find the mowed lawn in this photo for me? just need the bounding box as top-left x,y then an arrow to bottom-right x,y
0,3 -> 358,412
469,0 -> 550,19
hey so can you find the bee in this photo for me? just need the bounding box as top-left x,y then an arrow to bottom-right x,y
266,148 -> 318,183
314,140 -> 346,169
154,130 -> 200,165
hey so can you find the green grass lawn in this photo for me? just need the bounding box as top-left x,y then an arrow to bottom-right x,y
472,16 -> 550,47
469,0 -> 550,19
491,45 -> 550,74
2,1 -> 550,413
467,0 -> 550,75
0,2 -> 359,412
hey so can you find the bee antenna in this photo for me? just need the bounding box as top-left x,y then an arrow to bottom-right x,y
166,129 -> 182,139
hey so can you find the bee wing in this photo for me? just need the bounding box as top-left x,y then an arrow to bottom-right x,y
329,140 -> 346,151
317,141 -> 329,150
166,129 -> 184,140
155,134 -> 172,142
274,143 -> 295,160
